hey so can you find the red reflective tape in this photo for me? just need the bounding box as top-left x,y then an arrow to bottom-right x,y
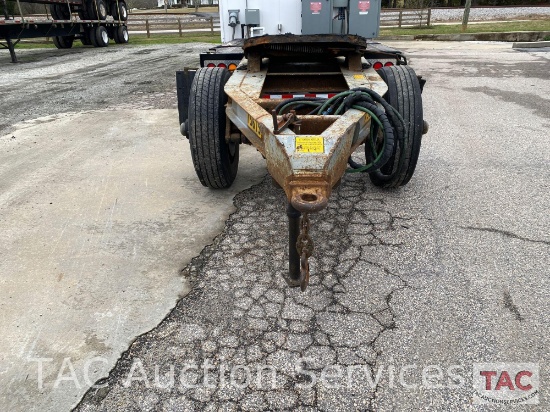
262,93 -> 338,99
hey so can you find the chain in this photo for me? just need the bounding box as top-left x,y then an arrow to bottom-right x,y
296,213 -> 314,291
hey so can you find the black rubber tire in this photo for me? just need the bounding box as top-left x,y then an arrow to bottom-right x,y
111,1 -> 128,21
52,35 -> 74,49
49,4 -> 59,19
78,7 -> 89,20
88,0 -> 108,20
81,31 -> 92,45
52,36 -> 63,49
113,25 -> 129,44
98,0 -> 108,19
50,4 -> 70,20
86,0 -> 95,19
368,65 -> 423,188
88,27 -> 98,46
93,26 -> 109,47
120,1 -> 128,21
188,67 -> 239,189
60,4 -> 72,19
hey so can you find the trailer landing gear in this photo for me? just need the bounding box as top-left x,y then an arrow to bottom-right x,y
1,35 -> 18,63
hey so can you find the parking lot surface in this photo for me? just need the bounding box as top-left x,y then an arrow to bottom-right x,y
1,41 -> 549,411
0,44 -> 266,411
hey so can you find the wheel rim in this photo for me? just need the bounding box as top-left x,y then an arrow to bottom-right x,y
101,30 -> 108,44
99,4 -> 106,18
121,6 -> 127,19
123,28 -> 128,42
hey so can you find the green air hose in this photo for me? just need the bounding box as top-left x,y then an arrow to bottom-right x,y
275,88 -> 402,174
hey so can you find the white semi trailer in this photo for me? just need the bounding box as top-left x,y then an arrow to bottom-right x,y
218,0 -> 302,42
217,0 -> 384,42
196,0 -> 407,82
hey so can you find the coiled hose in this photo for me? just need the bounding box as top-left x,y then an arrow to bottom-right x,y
274,88 -> 406,174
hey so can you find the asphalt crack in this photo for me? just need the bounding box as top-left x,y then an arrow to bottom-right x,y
503,290 -> 524,322
74,173 -> 424,411
460,225 -> 550,246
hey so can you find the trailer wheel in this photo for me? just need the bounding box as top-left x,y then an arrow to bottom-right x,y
52,35 -> 74,49
50,4 -> 71,20
92,26 -> 109,47
78,8 -> 89,20
369,65 -> 423,188
113,26 -> 129,44
188,68 -> 239,189
81,31 -> 92,45
89,0 -> 108,20
49,4 -> 60,19
88,28 -> 98,46
112,1 -> 128,21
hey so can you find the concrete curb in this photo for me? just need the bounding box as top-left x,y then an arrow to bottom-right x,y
376,35 -> 415,41
378,31 -> 550,43
512,40 -> 550,48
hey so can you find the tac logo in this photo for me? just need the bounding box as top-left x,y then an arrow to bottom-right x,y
473,363 -> 539,405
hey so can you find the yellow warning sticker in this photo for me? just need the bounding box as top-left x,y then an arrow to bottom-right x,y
295,136 -> 325,153
247,114 -> 262,139
353,74 -> 366,80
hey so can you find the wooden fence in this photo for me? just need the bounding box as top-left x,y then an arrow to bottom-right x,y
126,16 -> 220,37
126,9 -> 431,37
380,8 -> 432,28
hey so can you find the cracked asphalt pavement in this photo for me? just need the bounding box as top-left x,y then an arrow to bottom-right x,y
0,43 -> 212,136
75,175 -> 430,411
70,42 -> 548,410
